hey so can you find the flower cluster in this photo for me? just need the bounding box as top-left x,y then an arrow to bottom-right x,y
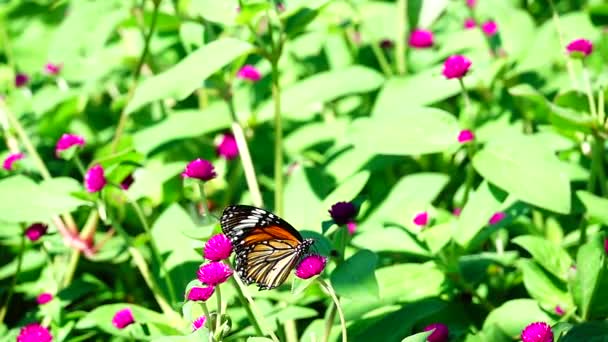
328,201 -> 358,234
295,255 -> 326,279
182,158 -> 217,181
112,307 -> 135,329
17,323 -> 52,342
521,322 -> 553,342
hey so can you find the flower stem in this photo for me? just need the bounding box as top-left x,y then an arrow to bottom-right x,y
582,63 -> 598,119
317,279 -> 347,342
0,232 -> 25,323
232,273 -> 279,341
271,60 -> 284,216
370,42 -> 393,77
395,0 -> 408,75
589,134 -> 606,196
215,284 -> 223,337
458,78 -> 472,110
547,0 -> 577,86
73,154 -> 86,177
198,182 -> 210,218
62,249 -> 81,287
323,303 -> 337,342
229,276 -> 264,335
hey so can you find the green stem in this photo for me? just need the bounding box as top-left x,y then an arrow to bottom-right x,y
323,303 -> 337,342
0,233 -> 25,323
590,135 -> 607,196
62,249 -> 81,287
583,63 -> 597,119
232,272 -> 280,341
547,0 -> 577,86
198,182 -> 210,218
215,284 -> 223,338
395,0 -> 408,75
73,154 -> 86,177
229,276 -> 264,335
318,279 -> 347,342
458,78 -> 472,110
370,40 -> 394,77
271,61 -> 284,216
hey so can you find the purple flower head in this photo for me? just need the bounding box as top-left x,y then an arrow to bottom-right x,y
521,322 -> 553,342
489,211 -> 506,225
44,62 -> 62,75
15,73 -> 29,88
481,21 -> 498,37
192,315 -> 207,331
466,0 -> 476,8
328,201 -> 357,226
85,164 -> 107,193
112,307 -> 135,329
25,223 -> 48,242
187,286 -> 215,302
55,133 -> 85,157
204,234 -> 233,261
458,129 -> 475,143
216,133 -> 239,160
413,211 -> 429,226
295,254 -> 326,279
380,39 -> 394,49
120,173 -> 135,190
197,262 -> 233,286
442,55 -> 472,79
17,323 -> 52,342
3,152 -> 24,171
237,65 -> 261,82
566,39 -> 593,58
555,305 -> 565,316
409,29 -> 434,48
423,323 -> 449,342
464,18 -> 476,29
182,158 -> 217,181
37,292 -> 53,305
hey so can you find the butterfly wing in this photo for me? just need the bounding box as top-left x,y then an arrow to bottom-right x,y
220,205 -> 308,290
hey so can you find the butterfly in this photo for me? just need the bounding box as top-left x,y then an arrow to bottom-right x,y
220,205 -> 315,290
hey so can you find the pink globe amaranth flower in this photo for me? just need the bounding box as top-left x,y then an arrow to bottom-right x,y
409,29 -> 434,48
25,223 -> 48,242
423,323 -> 449,342
442,55 -> 472,79
328,201 -> 357,226
197,262 -> 233,286
37,292 -> 53,305
521,322 -> 553,342
295,254 -> 326,279
216,133 -> 239,160
555,305 -> 565,316
453,207 -> 462,216
3,152 -> 24,171
204,234 -> 233,261
346,221 -> 357,235
85,164 -> 107,193
380,39 -> 394,49
466,0 -> 476,8
15,73 -> 29,87
413,211 -> 429,226
488,211 -> 506,225
17,323 -> 52,342
55,133 -> 85,156
458,129 -> 475,143
481,21 -> 498,37
112,307 -> 135,329
464,18 -> 476,29
182,158 -> 217,181
237,64 -> 261,82
44,62 -> 62,75
192,315 -> 206,331
187,286 -> 215,301
566,38 -> 593,58
120,173 -> 135,190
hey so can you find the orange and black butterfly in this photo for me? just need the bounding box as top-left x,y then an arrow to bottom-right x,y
220,205 -> 314,290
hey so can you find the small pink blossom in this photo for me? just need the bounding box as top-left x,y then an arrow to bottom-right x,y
464,18 -> 476,29
15,73 -> 29,88
25,223 -> 48,242
84,164 -> 107,193
489,212 -> 506,225
237,65 -> 261,82
204,234 -> 233,261
423,323 -> 449,342
36,293 -> 53,305
216,133 -> 239,160
413,211 -> 429,226
187,286 -> 215,302
442,55 -> 472,79
55,133 -> 85,156
44,62 -> 62,75
295,254 -> 326,279
466,0 -> 476,8
521,322 -> 553,342
555,305 -> 565,316
408,29 -> 434,48
112,308 -> 135,329
566,38 -> 593,58
3,152 -> 24,171
458,129 -> 475,143
453,207 -> 462,216
182,158 -> 216,181
197,262 -> 233,286
346,221 -> 357,235
17,323 -> 52,342
481,21 -> 498,37
192,315 -> 206,331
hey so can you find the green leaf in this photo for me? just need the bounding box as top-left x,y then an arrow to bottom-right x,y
151,329 -> 211,342
454,182 -> 502,247
267,306 -> 319,323
0,250 -> 45,280
126,38 -> 253,115
513,235 -> 573,281
352,226 -> 429,256
331,250 -> 379,300
401,331 -> 433,342
548,103 -> 594,133
519,259 -> 570,308
187,0 -> 239,26
559,321 -> 608,342
321,171 -> 370,209
481,299 -> 552,338
352,107 -> 459,156
575,235 -> 608,319
472,134 -> 571,214
284,119 -> 349,154
576,191 -> 608,226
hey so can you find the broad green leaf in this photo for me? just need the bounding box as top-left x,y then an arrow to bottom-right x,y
321,171 -> 370,209
459,252 -> 519,285
548,103 -> 594,133
331,250 -> 379,300
513,235 -> 573,281
576,191 -> 608,226
0,250 -> 45,280
186,0 -> 239,25
472,134 -> 571,214
560,321 -> 608,342
352,226 -> 429,257
283,166 -> 323,230
351,107 -> 459,156
267,306 -> 319,323
126,39 -> 253,114
454,182 -> 502,247
519,259 -> 570,308
495,9 -> 535,59
401,331 -> 433,342
126,161 -> 184,202
152,329 -> 210,342
482,299 -> 552,338
284,119 -> 349,154
575,235 -> 608,319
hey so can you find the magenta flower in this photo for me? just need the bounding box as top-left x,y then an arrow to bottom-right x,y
328,201 -> 357,226
120,174 -> 135,190
413,211 -> 429,226
458,129 -> 475,143
17,323 -> 52,342
112,307 -> 135,329
423,323 -> 449,342
489,212 -> 506,225
380,39 -> 394,49
555,305 -> 565,316
197,262 -> 233,286
442,55 -> 472,79
277,2 -> 286,12
216,133 -> 239,160
566,38 -> 593,58
44,62 -> 62,75
85,164 -> 107,193
409,29 -> 434,48
37,293 -> 53,305
192,315 -> 206,331
464,18 -> 476,29
481,21 -> 498,36
237,65 -> 261,82
187,286 -> 215,301
521,322 -> 553,342
3,152 -> 24,171
55,133 -> 85,156
182,158 -> 216,181
346,221 -> 357,235
453,207 -> 462,216
466,0 -> 476,8
604,238 -> 608,254
25,223 -> 48,242
295,254 -> 326,279
204,234 -> 233,261
15,73 -> 29,88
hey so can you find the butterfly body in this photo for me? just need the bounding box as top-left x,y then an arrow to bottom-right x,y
220,205 -> 314,290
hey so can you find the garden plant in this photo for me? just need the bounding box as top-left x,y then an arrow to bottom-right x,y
2,0 -> 608,341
